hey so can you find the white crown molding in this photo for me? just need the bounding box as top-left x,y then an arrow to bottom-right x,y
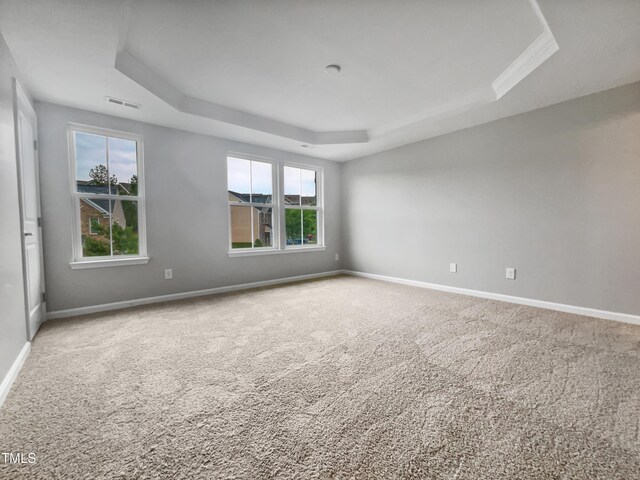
46,270 -> 342,320
115,0 -> 557,147
492,0 -> 558,99
372,0 -> 558,138
0,342 -> 31,408
492,28 -> 559,100
342,270 -> 640,327
115,50 -> 368,145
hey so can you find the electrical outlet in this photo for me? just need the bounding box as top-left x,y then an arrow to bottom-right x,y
164,268 -> 173,280
335,253 -> 339,261
505,267 -> 516,280
449,263 -> 457,273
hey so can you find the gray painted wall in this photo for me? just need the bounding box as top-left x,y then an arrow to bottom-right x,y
0,33 -> 28,383
342,82 -> 640,316
37,103 -> 342,312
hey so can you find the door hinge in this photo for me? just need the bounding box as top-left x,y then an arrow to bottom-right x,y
41,292 -> 46,303
37,217 -> 42,227
33,140 -> 38,151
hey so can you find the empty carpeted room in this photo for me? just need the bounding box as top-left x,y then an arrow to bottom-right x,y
1,1 -> 640,478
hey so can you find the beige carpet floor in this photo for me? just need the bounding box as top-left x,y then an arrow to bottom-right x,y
1,275 -> 639,479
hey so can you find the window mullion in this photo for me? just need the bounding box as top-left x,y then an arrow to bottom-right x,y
298,168 -> 303,246
250,206 -> 255,248
298,168 -> 302,208
249,159 -> 253,204
105,135 -> 112,195
273,159 -> 279,250
108,198 -> 114,256
105,138 -> 113,257
278,160 -> 285,250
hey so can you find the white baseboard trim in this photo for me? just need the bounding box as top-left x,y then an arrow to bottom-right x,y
341,270 -> 640,326
46,270 -> 343,320
0,342 -> 31,408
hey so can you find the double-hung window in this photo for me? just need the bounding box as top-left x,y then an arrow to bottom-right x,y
68,124 -> 147,267
227,156 -> 276,250
283,165 -> 321,247
227,155 -> 323,254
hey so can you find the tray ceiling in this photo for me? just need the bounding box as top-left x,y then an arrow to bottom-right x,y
1,0 -> 639,160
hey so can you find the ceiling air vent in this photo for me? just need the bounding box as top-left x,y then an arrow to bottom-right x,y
105,96 -> 140,110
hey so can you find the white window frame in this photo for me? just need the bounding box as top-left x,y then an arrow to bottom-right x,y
227,153 -> 279,253
281,162 -> 324,251
226,153 -> 325,257
68,123 -> 149,269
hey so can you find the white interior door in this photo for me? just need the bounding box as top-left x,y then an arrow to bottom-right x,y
15,80 -> 45,340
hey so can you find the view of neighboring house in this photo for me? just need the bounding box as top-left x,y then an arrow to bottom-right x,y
77,182 -> 129,246
228,191 -> 273,247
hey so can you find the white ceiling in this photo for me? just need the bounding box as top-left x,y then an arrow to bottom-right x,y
125,0 -> 540,132
0,0 -> 639,161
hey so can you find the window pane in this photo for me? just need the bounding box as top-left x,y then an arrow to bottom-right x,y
89,216 -> 100,235
79,197 -> 110,257
285,208 -> 302,246
301,169 -> 317,206
112,199 -> 139,256
75,131 -> 107,193
108,137 -> 138,195
303,210 -> 318,245
227,157 -> 251,203
284,166 -> 300,206
230,205 -> 253,248
254,206 -> 273,248
251,161 -> 272,204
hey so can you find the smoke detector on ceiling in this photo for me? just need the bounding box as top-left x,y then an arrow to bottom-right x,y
105,96 -> 140,110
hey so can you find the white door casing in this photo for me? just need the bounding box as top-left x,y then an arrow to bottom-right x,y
14,79 -> 45,340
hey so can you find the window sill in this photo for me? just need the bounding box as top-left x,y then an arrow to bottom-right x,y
228,246 -> 326,257
70,257 -> 150,269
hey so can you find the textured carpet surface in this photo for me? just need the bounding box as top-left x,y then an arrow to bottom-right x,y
1,275 -> 639,479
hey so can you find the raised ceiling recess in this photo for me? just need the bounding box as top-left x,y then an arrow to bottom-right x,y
115,0 -> 557,146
